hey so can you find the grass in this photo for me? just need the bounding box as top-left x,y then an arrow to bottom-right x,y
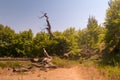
103,66 -> 120,80
86,61 -> 120,80
96,65 -> 120,80
52,56 -> 79,68
81,56 -> 120,80
0,61 -> 31,68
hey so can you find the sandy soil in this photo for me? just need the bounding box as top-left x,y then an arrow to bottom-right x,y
0,66 -> 104,80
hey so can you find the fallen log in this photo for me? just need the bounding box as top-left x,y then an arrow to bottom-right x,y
13,67 -> 29,72
12,48 -> 56,72
30,58 -> 43,63
12,64 -> 33,72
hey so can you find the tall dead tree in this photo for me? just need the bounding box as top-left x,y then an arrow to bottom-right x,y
39,13 -> 54,39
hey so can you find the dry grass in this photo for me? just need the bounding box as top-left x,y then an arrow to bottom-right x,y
0,61 -> 31,68
52,56 -> 79,68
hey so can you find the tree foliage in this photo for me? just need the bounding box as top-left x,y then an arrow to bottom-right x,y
105,0 -> 120,53
0,24 -> 15,56
0,16 -> 106,60
77,17 -> 105,50
103,0 -> 120,65
0,16 -> 106,59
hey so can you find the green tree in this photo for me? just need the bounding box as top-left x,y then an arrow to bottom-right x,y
63,27 -> 80,57
86,16 -> 100,49
0,25 -> 15,57
105,0 -> 120,53
32,31 -> 70,57
10,29 -> 33,57
77,28 -> 91,49
103,0 -> 120,64
32,32 -> 50,57
78,17 -> 101,49
19,29 -> 33,57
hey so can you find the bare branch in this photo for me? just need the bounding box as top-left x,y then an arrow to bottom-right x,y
39,13 -> 55,39
43,48 -> 51,58
63,52 -> 71,58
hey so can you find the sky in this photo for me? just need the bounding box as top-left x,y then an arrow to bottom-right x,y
0,0 -> 109,35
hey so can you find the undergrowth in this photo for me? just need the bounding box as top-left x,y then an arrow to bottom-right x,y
52,56 -> 79,68
0,61 -> 31,68
82,56 -> 120,80
98,65 -> 120,80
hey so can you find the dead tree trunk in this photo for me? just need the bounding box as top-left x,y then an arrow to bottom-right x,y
43,13 -> 54,39
12,49 -> 56,72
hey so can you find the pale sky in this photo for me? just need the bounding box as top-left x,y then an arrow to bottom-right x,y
0,0 -> 109,35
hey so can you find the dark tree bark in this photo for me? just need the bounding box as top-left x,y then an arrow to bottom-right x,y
43,13 -> 54,39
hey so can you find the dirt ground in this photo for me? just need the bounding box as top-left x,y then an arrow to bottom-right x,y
0,66 -> 105,80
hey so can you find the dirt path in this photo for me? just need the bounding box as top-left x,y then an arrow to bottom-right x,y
0,66 -> 104,80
